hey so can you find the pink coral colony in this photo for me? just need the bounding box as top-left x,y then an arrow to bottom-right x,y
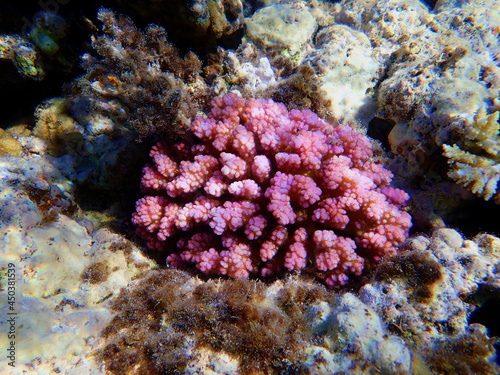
132,94 -> 412,286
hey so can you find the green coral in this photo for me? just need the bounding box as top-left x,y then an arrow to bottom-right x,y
443,108 -> 500,202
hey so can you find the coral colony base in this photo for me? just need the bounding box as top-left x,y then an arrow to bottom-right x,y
132,94 -> 412,286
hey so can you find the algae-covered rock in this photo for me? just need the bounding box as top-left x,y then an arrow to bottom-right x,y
308,24 -> 382,125
33,98 -> 84,156
0,34 -> 45,80
246,2 -> 317,56
0,214 -> 155,373
360,228 -> 500,373
305,293 -> 412,373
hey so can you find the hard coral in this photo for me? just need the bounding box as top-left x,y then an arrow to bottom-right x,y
443,107 -> 500,203
132,94 -> 412,286
69,8 -> 212,140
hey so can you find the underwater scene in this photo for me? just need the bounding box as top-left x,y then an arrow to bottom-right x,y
1,0 -> 500,373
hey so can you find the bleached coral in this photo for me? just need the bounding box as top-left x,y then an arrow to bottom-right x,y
307,24 -> 382,125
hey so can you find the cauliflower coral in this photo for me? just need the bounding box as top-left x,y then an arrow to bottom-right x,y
132,94 -> 411,286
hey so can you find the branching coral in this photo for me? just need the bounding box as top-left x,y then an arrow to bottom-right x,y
132,94 -> 412,286
443,108 -> 500,203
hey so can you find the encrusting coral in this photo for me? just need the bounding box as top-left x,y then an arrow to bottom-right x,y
443,107 -> 500,203
132,93 -> 412,286
33,98 -> 85,156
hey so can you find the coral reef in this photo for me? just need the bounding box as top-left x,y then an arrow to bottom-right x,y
99,248 -> 500,374
366,0 -> 499,174
0,154 -> 155,373
68,8 -> 214,140
0,34 -> 44,80
98,270 -> 420,374
2,1 -> 500,373
274,0 -> 497,228
132,94 -> 412,286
